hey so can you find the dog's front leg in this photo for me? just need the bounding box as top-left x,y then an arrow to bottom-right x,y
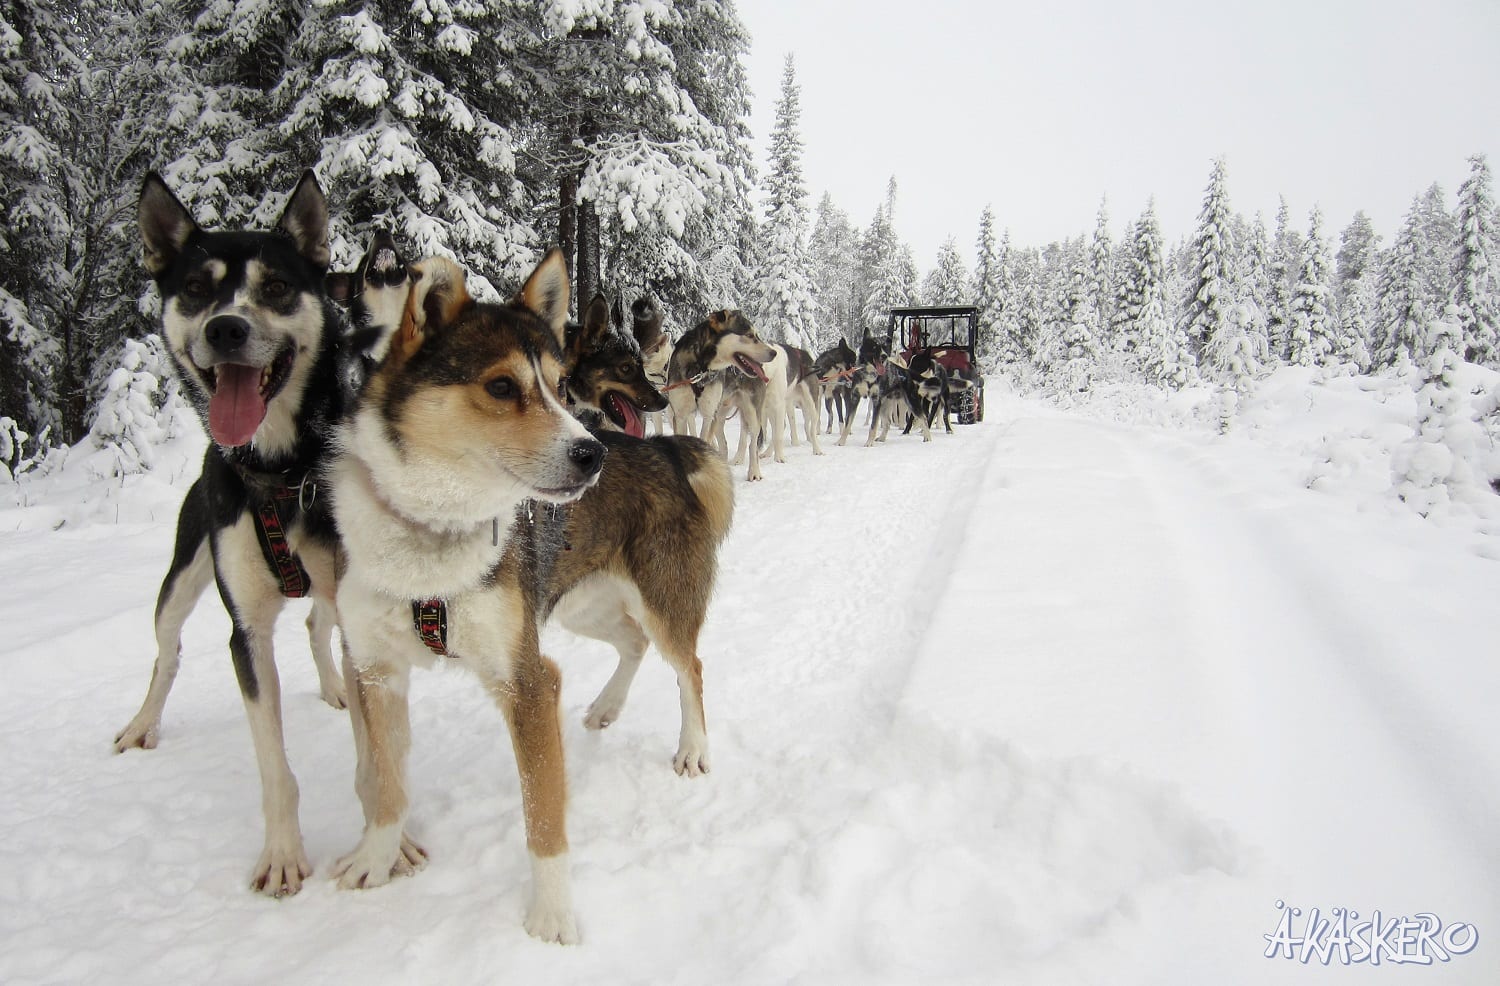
864,396 -> 885,447
696,381 -> 726,447
211,527 -> 312,897
339,640 -> 428,876
333,654 -> 421,889
741,397 -> 763,480
488,655 -> 578,945
837,392 -> 860,446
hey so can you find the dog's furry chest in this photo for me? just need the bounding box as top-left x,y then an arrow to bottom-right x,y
340,574 -> 527,674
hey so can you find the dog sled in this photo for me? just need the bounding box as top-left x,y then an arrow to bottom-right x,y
885,305 -> 985,423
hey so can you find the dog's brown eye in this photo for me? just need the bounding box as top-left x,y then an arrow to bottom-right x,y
184,277 -> 211,299
485,377 -> 516,399
263,278 -> 290,299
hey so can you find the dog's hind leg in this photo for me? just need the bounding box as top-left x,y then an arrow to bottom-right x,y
488,654 -> 578,944
865,399 -> 886,447
639,608 -> 710,777
305,597 -> 347,710
114,531 -> 213,752
801,386 -> 825,455
554,583 -> 649,729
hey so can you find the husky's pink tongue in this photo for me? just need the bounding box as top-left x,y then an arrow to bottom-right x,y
208,364 -> 267,447
610,394 -> 644,438
620,402 -> 645,439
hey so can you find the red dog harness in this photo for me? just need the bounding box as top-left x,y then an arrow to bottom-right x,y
252,484 -> 313,598
411,599 -> 450,657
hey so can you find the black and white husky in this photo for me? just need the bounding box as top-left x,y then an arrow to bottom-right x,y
118,173 -> 364,897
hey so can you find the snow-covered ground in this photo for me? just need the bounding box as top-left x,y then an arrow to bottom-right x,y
1,371 -> 1497,984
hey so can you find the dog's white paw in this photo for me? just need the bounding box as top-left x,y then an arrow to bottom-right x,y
332,824 -> 416,890
320,681 -> 349,710
112,716 -> 160,752
583,695 -> 625,730
524,854 -> 579,944
250,843 -> 312,897
524,902 -> 580,945
672,743 -> 711,777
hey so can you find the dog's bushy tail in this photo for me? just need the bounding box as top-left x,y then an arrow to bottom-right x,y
676,437 -> 735,543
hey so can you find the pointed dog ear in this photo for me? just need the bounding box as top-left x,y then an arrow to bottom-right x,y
514,248 -> 570,350
395,256 -> 470,362
139,173 -> 199,277
567,292 -> 610,368
276,170 -> 330,269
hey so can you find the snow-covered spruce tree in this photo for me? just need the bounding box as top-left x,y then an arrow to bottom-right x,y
276,1 -> 539,296
1391,310 -> 1483,516
972,206 -> 1001,359
1088,198 -> 1114,336
1266,197 -> 1301,363
1452,154 -> 1498,366
1203,301 -> 1261,432
1059,248 -> 1098,394
1333,210 -> 1380,371
1335,270 -> 1375,370
808,193 -> 857,350
1109,217 -> 1141,366
1417,183 -> 1457,304
88,335 -> 182,476
155,0 -> 307,230
516,1 -> 755,316
982,229 -> 1023,371
1121,203 -> 1188,388
859,180 -> 918,334
750,55 -> 816,350
1336,209 -> 1379,285
1181,157 -> 1234,361
851,203 -> 886,336
1225,213 -> 1271,367
922,236 -> 970,305
1005,245 -> 1044,373
41,0 -> 194,443
1289,206 -> 1337,368
0,0 -> 79,441
1373,197 -> 1433,369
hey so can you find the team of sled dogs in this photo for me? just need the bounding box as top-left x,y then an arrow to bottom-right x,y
114,172 -> 974,944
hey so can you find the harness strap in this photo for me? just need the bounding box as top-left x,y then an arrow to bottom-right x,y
253,486 -> 312,598
411,599 -> 450,657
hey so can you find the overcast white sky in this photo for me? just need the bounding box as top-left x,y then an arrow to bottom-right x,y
739,0 -> 1500,272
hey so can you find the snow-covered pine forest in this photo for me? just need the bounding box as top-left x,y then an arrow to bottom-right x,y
4,2 -> 1499,514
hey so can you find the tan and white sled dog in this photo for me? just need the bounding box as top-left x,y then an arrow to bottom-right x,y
328,251 -> 605,943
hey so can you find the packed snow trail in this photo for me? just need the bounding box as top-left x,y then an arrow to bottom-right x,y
0,397 -> 1495,984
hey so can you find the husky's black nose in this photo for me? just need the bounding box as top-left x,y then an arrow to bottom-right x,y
568,437 -> 606,479
204,315 -> 251,355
